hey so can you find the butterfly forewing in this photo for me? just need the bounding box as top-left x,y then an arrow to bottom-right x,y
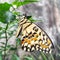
16,16 -> 54,53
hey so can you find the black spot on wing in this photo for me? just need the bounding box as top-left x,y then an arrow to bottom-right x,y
31,45 -> 35,52
43,34 -> 45,36
28,32 -> 32,35
38,39 -> 42,42
39,32 -> 41,35
28,36 -> 33,39
35,44 -> 40,51
23,35 -> 28,38
33,32 -> 36,34
28,32 -> 34,39
43,37 -> 45,40
16,27 -> 22,37
24,23 -> 32,30
33,26 -> 38,32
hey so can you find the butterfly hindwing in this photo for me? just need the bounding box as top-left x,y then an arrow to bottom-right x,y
21,23 -> 53,53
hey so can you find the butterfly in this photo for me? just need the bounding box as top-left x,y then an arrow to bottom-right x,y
16,15 -> 54,53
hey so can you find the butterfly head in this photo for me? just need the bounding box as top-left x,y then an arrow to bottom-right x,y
18,15 -> 27,25
18,14 -> 32,25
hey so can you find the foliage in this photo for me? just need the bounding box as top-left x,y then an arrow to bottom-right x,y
0,52 -> 2,60
12,0 -> 37,7
23,56 -> 34,60
0,0 -> 38,60
0,3 -> 12,23
11,54 -> 20,60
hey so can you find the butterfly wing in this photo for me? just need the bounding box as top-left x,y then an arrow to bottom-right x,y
21,23 -> 54,53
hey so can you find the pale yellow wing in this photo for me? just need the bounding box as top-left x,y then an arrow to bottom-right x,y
21,23 -> 54,53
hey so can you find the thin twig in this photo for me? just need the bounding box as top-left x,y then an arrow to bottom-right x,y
3,23 -> 8,60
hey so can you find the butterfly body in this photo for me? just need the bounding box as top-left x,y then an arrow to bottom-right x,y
16,16 -> 54,53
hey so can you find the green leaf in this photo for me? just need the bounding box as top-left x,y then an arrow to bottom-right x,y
0,42 -> 5,45
24,0 -> 37,2
5,11 -> 16,23
13,11 -> 20,16
16,38 -> 21,46
12,0 -> 38,7
11,54 -> 20,60
24,56 -> 34,60
0,2 -> 12,23
0,27 -> 2,30
0,2 -> 12,11
26,15 -> 42,23
0,46 -> 5,48
0,52 -> 2,60
8,31 -> 14,36
10,46 -> 17,50
28,17 -> 37,23
40,52 -> 47,60
50,54 -> 54,60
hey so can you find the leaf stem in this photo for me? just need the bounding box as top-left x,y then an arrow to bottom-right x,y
3,23 -> 8,60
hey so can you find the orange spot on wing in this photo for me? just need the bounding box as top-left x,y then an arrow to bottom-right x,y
21,40 -> 24,44
21,38 -> 28,44
21,38 -> 31,44
41,44 -> 49,48
47,39 -> 51,45
27,39 -> 31,44
34,34 -> 38,38
39,39 -> 51,49
40,42 -> 49,48
31,37 -> 37,41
